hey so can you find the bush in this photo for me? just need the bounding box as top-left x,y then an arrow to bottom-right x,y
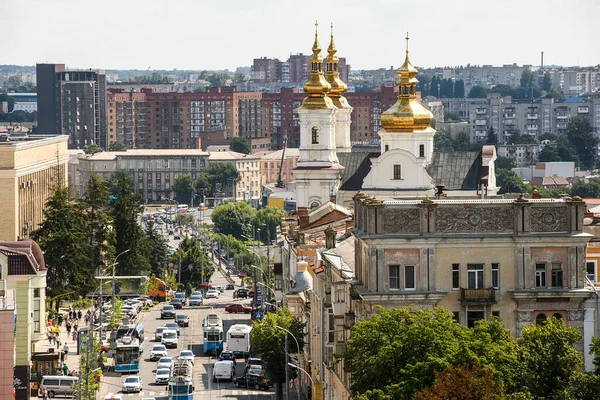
72,297 -> 93,310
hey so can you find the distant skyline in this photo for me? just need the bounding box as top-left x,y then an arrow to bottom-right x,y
1,0 -> 599,72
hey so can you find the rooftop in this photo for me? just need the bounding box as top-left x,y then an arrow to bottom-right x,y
260,148 -> 300,160
208,151 -> 260,161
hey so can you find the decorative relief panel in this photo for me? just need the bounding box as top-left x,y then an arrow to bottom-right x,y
383,208 -> 421,233
436,207 -> 514,233
530,206 -> 568,232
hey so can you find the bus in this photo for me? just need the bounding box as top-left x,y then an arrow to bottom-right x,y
177,204 -> 189,213
148,278 -> 170,301
226,324 -> 252,357
114,336 -> 141,373
168,359 -> 194,400
111,323 -> 144,350
202,313 -> 223,355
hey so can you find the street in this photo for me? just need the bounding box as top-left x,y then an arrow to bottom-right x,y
97,269 -> 275,400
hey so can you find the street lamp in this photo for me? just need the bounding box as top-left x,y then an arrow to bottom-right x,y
276,325 -> 301,400
288,363 -> 314,392
111,249 -> 131,308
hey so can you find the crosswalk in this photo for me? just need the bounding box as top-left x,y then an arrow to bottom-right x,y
114,389 -> 275,397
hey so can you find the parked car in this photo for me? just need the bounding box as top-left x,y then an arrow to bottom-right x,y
233,288 -> 249,299
175,314 -> 189,327
178,350 -> 195,365
150,345 -> 168,360
233,373 -> 271,390
218,350 -> 236,365
161,305 -> 176,319
154,368 -> 171,384
169,298 -> 183,309
216,285 -> 225,293
205,289 -> 220,299
225,304 -> 252,314
245,358 -> 263,372
122,376 -> 142,393
226,283 -> 235,290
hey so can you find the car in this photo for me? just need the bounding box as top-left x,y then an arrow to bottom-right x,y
245,358 -> 263,372
218,350 -> 236,365
213,360 -> 235,382
205,289 -> 220,299
161,330 -> 178,348
175,314 -> 189,327
179,350 -> 195,365
134,297 -> 154,307
225,304 -> 252,314
121,305 -> 137,317
169,298 -> 183,309
191,291 -> 202,296
189,295 -> 203,306
174,235 -> 181,240
247,364 -> 263,375
165,322 -> 181,336
226,283 -> 235,290
122,376 -> 142,393
233,288 -> 249,299
154,368 -> 171,384
233,373 -> 271,390
150,345 -> 168,360
157,356 -> 173,369
154,327 -> 168,341
216,285 -> 225,293
161,305 -> 176,319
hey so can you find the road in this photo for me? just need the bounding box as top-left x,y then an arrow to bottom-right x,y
97,269 -> 275,400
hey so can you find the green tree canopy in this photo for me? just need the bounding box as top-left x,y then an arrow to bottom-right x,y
570,179 -> 600,198
520,69 -> 535,89
170,236 -> 212,287
146,226 -> 170,278
433,131 -> 455,152
496,169 -> 529,194
83,143 -> 104,155
230,136 -> 251,154
252,206 -> 283,243
538,135 -> 579,164
211,201 -> 256,240
468,86 -> 488,98
566,115 -> 599,169
495,156 -> 515,171
173,174 -> 195,205
196,163 -> 240,197
486,126 -> 498,145
542,71 -> 553,92
108,141 -> 127,151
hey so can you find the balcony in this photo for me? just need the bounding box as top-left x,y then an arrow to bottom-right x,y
460,287 -> 496,305
578,107 -> 589,113
556,114 -> 569,120
527,114 -> 539,119
475,108 -> 487,114
475,120 -> 487,126
334,342 -> 347,357
503,113 -> 516,119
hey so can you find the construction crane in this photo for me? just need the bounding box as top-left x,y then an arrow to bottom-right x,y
275,136 -> 287,188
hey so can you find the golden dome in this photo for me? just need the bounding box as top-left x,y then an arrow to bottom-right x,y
301,21 -> 334,110
380,33 -> 433,132
325,24 -> 350,109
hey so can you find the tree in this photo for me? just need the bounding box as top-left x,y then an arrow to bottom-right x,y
566,115 -> 599,170
253,206 -> 283,243
173,174 -> 195,205
146,226 -> 170,278
520,69 -> 535,89
108,141 -> 127,151
444,111 -> 461,122
469,86 -> 488,98
434,131 -> 455,152
170,236 -> 212,287
538,135 -> 579,164
208,73 -> 229,87
542,71 -> 553,92
30,187 -> 94,302
496,169 -> 529,194
230,137 -> 251,154
517,317 -> 583,399
538,144 -> 562,162
486,126 -> 498,145
490,84 -> 515,97
211,202 -> 255,240
570,180 -> 600,198
496,156 -> 516,171
454,79 -> 465,98
251,308 -> 306,400
109,170 -> 150,275
233,72 -> 246,82
197,163 -> 240,197
83,143 -> 104,155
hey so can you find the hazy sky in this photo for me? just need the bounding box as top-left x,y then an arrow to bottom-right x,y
2,0 -> 599,71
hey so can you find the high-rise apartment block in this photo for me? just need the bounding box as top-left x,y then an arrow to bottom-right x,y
552,68 -> 600,96
36,64 -> 107,149
251,54 -> 350,85
107,89 -> 149,149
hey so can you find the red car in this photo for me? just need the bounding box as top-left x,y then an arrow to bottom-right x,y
225,304 -> 252,314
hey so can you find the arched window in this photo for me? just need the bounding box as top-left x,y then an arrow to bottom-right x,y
553,313 -> 563,320
310,201 -> 320,209
311,127 -> 319,144
535,313 -> 547,325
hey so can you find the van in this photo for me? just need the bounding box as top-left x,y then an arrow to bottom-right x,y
161,329 -> 178,348
40,375 -> 79,398
213,360 -> 235,382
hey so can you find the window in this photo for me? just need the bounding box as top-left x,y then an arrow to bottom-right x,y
587,261 -> 597,282
535,313 -> 547,325
491,263 -> 499,289
393,165 -> 402,180
553,313 -> 563,320
404,265 -> 415,289
385,144 -> 389,152
551,262 -> 563,287
535,263 -> 546,287
452,264 -> 460,289
389,265 -> 400,289
467,264 -> 484,289
452,312 -> 460,322
327,310 -> 335,343
311,126 -> 319,144
492,311 -> 500,318
419,144 -> 425,158
467,311 -> 485,328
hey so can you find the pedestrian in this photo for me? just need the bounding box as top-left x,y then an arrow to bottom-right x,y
66,322 -> 71,335
59,351 -> 64,363
77,310 -> 82,320
62,364 -> 68,376
64,343 -> 69,354
40,388 -> 47,400
72,330 -> 77,342
56,338 -> 61,350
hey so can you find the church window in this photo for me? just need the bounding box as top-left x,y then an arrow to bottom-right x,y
419,144 -> 425,158
311,126 -> 319,144
385,145 -> 389,152
393,165 -> 402,180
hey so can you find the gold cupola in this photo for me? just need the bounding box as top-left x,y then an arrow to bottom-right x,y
325,23 -> 350,109
301,21 -> 334,110
380,33 -> 433,132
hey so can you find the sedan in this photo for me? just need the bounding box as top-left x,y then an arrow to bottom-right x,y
150,345 -> 168,361
233,374 -> 271,390
175,314 -> 189,327
157,356 -> 173,370
122,376 -> 143,393
154,368 -> 171,384
161,305 -> 176,319
218,350 -> 236,365
169,299 -> 183,309
225,304 -> 252,314
226,284 -> 235,290
205,289 -> 220,299
189,295 -> 203,306
179,350 -> 195,365
165,322 -> 181,337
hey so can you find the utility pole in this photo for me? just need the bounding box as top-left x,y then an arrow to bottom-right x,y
285,333 -> 290,400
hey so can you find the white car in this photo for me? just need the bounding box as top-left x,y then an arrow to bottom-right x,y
150,345 -> 168,360
179,350 -> 195,365
189,295 -> 203,306
157,356 -> 173,369
154,327 -> 168,341
122,376 -> 142,393
205,289 -> 220,299
154,368 -> 171,384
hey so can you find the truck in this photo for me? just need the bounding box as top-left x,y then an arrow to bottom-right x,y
226,324 -> 252,357
148,278 -> 170,301
168,359 -> 194,400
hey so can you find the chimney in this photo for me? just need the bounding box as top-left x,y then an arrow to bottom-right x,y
541,51 -> 544,69
344,219 -> 353,238
325,225 -> 336,249
298,207 -> 309,229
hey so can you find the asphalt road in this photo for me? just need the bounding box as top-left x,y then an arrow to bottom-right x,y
97,269 -> 275,400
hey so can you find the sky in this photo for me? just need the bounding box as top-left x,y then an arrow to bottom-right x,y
1,0 -> 599,71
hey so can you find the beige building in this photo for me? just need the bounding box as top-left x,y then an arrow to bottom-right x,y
0,289 -> 15,399
0,135 -> 69,241
208,151 -> 261,207
259,148 -> 299,186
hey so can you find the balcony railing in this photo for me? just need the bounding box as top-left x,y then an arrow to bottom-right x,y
332,299 -> 345,316
460,287 -> 496,304
527,114 -> 539,119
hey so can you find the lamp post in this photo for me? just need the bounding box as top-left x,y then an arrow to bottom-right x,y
288,363 -> 314,398
111,249 -> 131,308
276,325 -> 301,400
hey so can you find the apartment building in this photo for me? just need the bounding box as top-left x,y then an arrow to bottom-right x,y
496,143 -> 543,168
207,151 -> 261,207
552,68 -> 600,96
259,148 -> 299,185
469,94 -> 600,143
252,55 -> 349,85
252,57 -> 283,83
0,135 -> 69,241
36,64 -> 108,149
107,89 -> 149,149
